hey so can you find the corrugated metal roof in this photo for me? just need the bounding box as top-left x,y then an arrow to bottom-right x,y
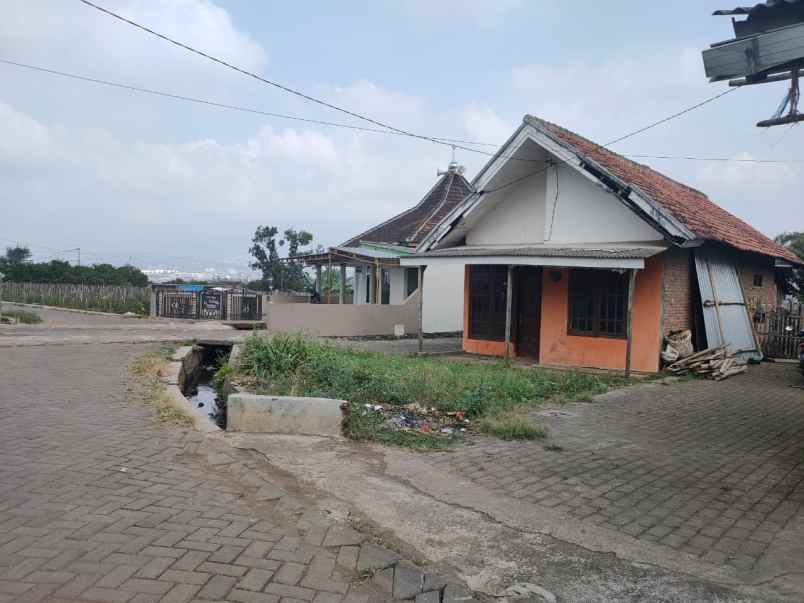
335,245 -> 408,259
417,246 -> 666,260
714,0 -> 801,15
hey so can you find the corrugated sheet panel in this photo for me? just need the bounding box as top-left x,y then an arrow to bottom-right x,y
694,247 -> 761,360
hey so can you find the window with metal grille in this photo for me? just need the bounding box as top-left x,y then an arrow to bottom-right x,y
753,274 -> 763,288
468,265 -> 508,341
568,269 -> 628,338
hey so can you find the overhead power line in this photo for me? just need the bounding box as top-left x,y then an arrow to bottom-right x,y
5,58 -> 793,167
76,0 -> 746,168
0,58 -> 487,149
76,0 -> 487,158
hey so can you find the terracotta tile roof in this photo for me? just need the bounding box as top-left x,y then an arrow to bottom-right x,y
526,116 -> 801,265
342,170 -> 474,247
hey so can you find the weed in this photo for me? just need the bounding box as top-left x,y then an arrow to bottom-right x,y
543,442 -> 564,452
0,308 -> 42,324
238,334 -> 631,445
478,413 -> 548,440
128,351 -> 192,427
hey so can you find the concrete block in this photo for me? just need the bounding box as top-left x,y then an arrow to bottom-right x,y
227,394 -> 344,437
392,562 -> 424,599
356,544 -> 400,573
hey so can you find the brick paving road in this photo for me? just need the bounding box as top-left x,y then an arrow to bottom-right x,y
0,342 -> 456,602
426,364 -> 804,572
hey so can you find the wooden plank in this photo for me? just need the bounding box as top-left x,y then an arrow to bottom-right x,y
625,269 -> 637,377
504,265 -> 514,359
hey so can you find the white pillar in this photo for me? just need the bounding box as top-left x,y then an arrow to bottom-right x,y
417,266 -> 424,353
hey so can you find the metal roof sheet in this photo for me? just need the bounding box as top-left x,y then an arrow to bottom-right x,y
417,245 -> 666,260
714,0 -> 801,15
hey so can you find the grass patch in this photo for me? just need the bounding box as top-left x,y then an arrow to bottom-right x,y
478,412 -> 548,441
128,351 -> 193,427
0,308 -> 42,324
237,334 -> 631,447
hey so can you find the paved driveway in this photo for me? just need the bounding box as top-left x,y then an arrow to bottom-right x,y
0,309 -> 461,602
426,364 -> 804,573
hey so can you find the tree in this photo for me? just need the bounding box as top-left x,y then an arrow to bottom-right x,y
775,231 -> 804,301
249,226 -> 313,292
3,246 -> 31,264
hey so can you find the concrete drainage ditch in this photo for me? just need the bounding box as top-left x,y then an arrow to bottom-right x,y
162,341 -> 346,437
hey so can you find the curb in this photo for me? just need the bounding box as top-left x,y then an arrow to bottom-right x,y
0,301 -> 146,319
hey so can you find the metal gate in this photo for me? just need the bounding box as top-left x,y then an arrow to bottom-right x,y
153,286 -> 262,321
755,305 -> 803,359
694,247 -> 761,360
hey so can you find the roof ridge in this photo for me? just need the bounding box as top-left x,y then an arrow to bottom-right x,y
523,114 -> 800,264
340,172 -> 451,247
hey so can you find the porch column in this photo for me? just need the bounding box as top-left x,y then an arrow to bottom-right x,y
504,265 -> 514,359
624,268 -> 637,377
339,264 -> 346,304
315,265 -> 322,295
417,265 -> 424,353
373,262 -> 380,305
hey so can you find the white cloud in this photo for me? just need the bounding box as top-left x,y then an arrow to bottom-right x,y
400,0 -> 523,27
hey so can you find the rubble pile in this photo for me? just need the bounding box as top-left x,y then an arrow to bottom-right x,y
363,402 -> 472,436
666,345 -> 747,381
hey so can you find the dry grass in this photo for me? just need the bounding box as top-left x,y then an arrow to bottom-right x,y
128,350 -> 193,427
478,411 -> 548,441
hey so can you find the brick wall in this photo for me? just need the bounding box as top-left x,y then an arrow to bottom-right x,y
662,247 -> 692,334
738,253 -> 778,312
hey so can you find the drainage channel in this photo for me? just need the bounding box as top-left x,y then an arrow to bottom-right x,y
184,343 -> 231,429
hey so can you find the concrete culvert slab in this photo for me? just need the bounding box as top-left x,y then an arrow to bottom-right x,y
227,393 -> 344,436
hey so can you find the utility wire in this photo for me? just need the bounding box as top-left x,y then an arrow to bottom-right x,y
5,58 -> 791,168
0,58 -> 488,150
76,0 -> 488,158
77,1 -> 748,168
480,89 -> 741,194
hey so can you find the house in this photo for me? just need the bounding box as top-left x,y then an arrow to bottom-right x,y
275,163 -> 472,336
400,115 -> 801,373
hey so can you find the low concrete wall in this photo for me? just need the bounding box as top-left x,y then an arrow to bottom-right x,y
266,291 -> 419,337
269,292 -> 310,304
160,345 -> 220,433
227,393 -> 344,437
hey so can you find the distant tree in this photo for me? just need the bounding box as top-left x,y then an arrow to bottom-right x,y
775,231 -> 804,301
0,259 -> 148,286
3,246 -> 31,264
249,226 -> 313,292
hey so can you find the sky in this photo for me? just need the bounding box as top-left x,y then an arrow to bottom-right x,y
1,0 -> 802,274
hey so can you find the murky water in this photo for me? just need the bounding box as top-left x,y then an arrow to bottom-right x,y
187,373 -> 227,429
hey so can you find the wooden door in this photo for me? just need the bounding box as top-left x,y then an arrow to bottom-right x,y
516,267 -> 542,359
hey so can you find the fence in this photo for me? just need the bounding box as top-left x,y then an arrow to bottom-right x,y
0,282 -> 150,314
754,302 -> 802,359
152,285 -> 263,321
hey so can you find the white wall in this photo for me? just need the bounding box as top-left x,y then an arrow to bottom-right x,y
421,264 -> 464,333
466,170 -> 546,246
463,164 -> 660,247
388,267 -> 406,304
547,166 -> 660,243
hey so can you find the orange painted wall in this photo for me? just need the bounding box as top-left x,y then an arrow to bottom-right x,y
460,258 -> 664,372
538,256 -> 663,372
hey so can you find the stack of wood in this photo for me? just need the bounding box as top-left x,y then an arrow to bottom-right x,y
666,345 -> 747,381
